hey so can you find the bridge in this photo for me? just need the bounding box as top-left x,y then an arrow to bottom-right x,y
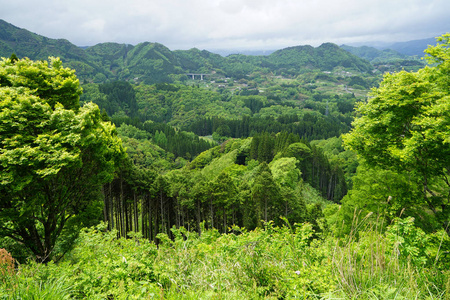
186,73 -> 210,80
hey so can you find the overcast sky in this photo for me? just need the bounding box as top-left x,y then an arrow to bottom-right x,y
1,0 -> 449,51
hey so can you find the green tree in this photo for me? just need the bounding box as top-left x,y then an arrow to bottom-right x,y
98,81 -> 138,117
0,57 -> 81,110
252,162 -> 280,226
0,57 -> 125,262
270,157 -> 301,190
269,157 -> 307,223
343,34 -> 450,233
210,171 -> 237,232
338,164 -> 424,235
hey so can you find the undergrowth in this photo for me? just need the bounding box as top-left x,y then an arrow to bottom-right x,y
0,217 -> 449,299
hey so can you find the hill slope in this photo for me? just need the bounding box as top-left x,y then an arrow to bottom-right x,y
386,37 -> 437,56
340,44 -> 408,63
0,19 -> 108,79
0,19 -> 374,83
268,43 -> 372,72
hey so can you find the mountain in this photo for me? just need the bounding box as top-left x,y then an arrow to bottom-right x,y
0,19 -> 372,83
385,37 -> 437,56
268,43 -> 372,72
84,41 -> 374,81
208,49 -> 275,56
340,44 -> 426,72
340,45 -> 408,63
347,36 -> 440,57
86,42 -> 184,83
0,19 -> 107,79
173,48 -> 226,73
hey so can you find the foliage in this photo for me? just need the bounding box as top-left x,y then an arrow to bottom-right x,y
63,224 -> 158,299
1,276 -> 73,300
0,56 -> 82,110
385,216 -> 429,266
98,131 -> 348,244
189,111 -> 352,142
336,164 -> 431,236
0,223 -> 160,299
340,44 -> 427,71
343,34 -> 450,233
0,20 -> 106,81
0,249 -> 14,277
4,19 -> 450,300
332,214 -> 450,299
0,57 -> 125,262
310,137 -> 358,187
117,124 -> 176,171
1,19 -> 379,87
99,80 -> 138,116
133,84 -> 250,127
269,43 -> 373,73
1,219 -> 449,299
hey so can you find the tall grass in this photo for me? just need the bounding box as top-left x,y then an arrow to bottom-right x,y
0,254 -> 72,300
0,218 -> 449,299
6,277 -> 72,300
332,212 -> 450,299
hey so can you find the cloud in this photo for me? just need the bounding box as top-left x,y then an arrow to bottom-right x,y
218,0 -> 244,15
1,0 -> 449,50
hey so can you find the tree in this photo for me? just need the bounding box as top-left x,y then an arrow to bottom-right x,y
210,171 -> 237,232
270,157 -> 301,190
252,162 -> 280,226
338,164 -> 424,235
98,81 -> 138,117
269,157 -> 307,223
0,57 -> 81,110
343,34 -> 450,233
0,57 -> 125,262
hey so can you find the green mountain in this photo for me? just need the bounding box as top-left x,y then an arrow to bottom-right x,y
173,48 -> 226,72
268,43 -> 372,73
340,44 -> 408,63
174,43 -> 373,76
0,19 -> 374,84
340,44 -> 426,72
86,42 -> 184,83
0,19 -> 107,79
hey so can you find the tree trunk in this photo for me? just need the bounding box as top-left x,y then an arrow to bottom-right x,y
109,182 -> 114,231
210,196 -> 214,229
264,197 -> 268,222
197,198 -> 201,236
134,192 -> 138,233
160,190 -> 165,234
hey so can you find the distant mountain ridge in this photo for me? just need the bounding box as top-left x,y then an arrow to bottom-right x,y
340,45 -> 408,63
344,36 -> 440,57
385,37 -> 437,56
1,19 -> 425,84
0,19 -> 107,79
339,43 -> 427,72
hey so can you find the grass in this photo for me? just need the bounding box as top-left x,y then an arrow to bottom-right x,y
1,217 -> 449,299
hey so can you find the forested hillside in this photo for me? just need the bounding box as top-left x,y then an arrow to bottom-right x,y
0,19 -> 449,299
0,19 -> 376,84
340,44 -> 409,63
340,44 -> 426,72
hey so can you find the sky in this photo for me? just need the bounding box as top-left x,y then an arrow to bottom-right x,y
1,0 -> 449,52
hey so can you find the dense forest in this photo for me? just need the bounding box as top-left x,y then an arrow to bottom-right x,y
0,19 -> 449,299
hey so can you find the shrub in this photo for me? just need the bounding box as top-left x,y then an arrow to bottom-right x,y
0,249 -> 14,278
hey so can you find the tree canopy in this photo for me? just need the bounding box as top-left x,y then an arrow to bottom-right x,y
0,57 -> 125,262
343,34 -> 450,233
